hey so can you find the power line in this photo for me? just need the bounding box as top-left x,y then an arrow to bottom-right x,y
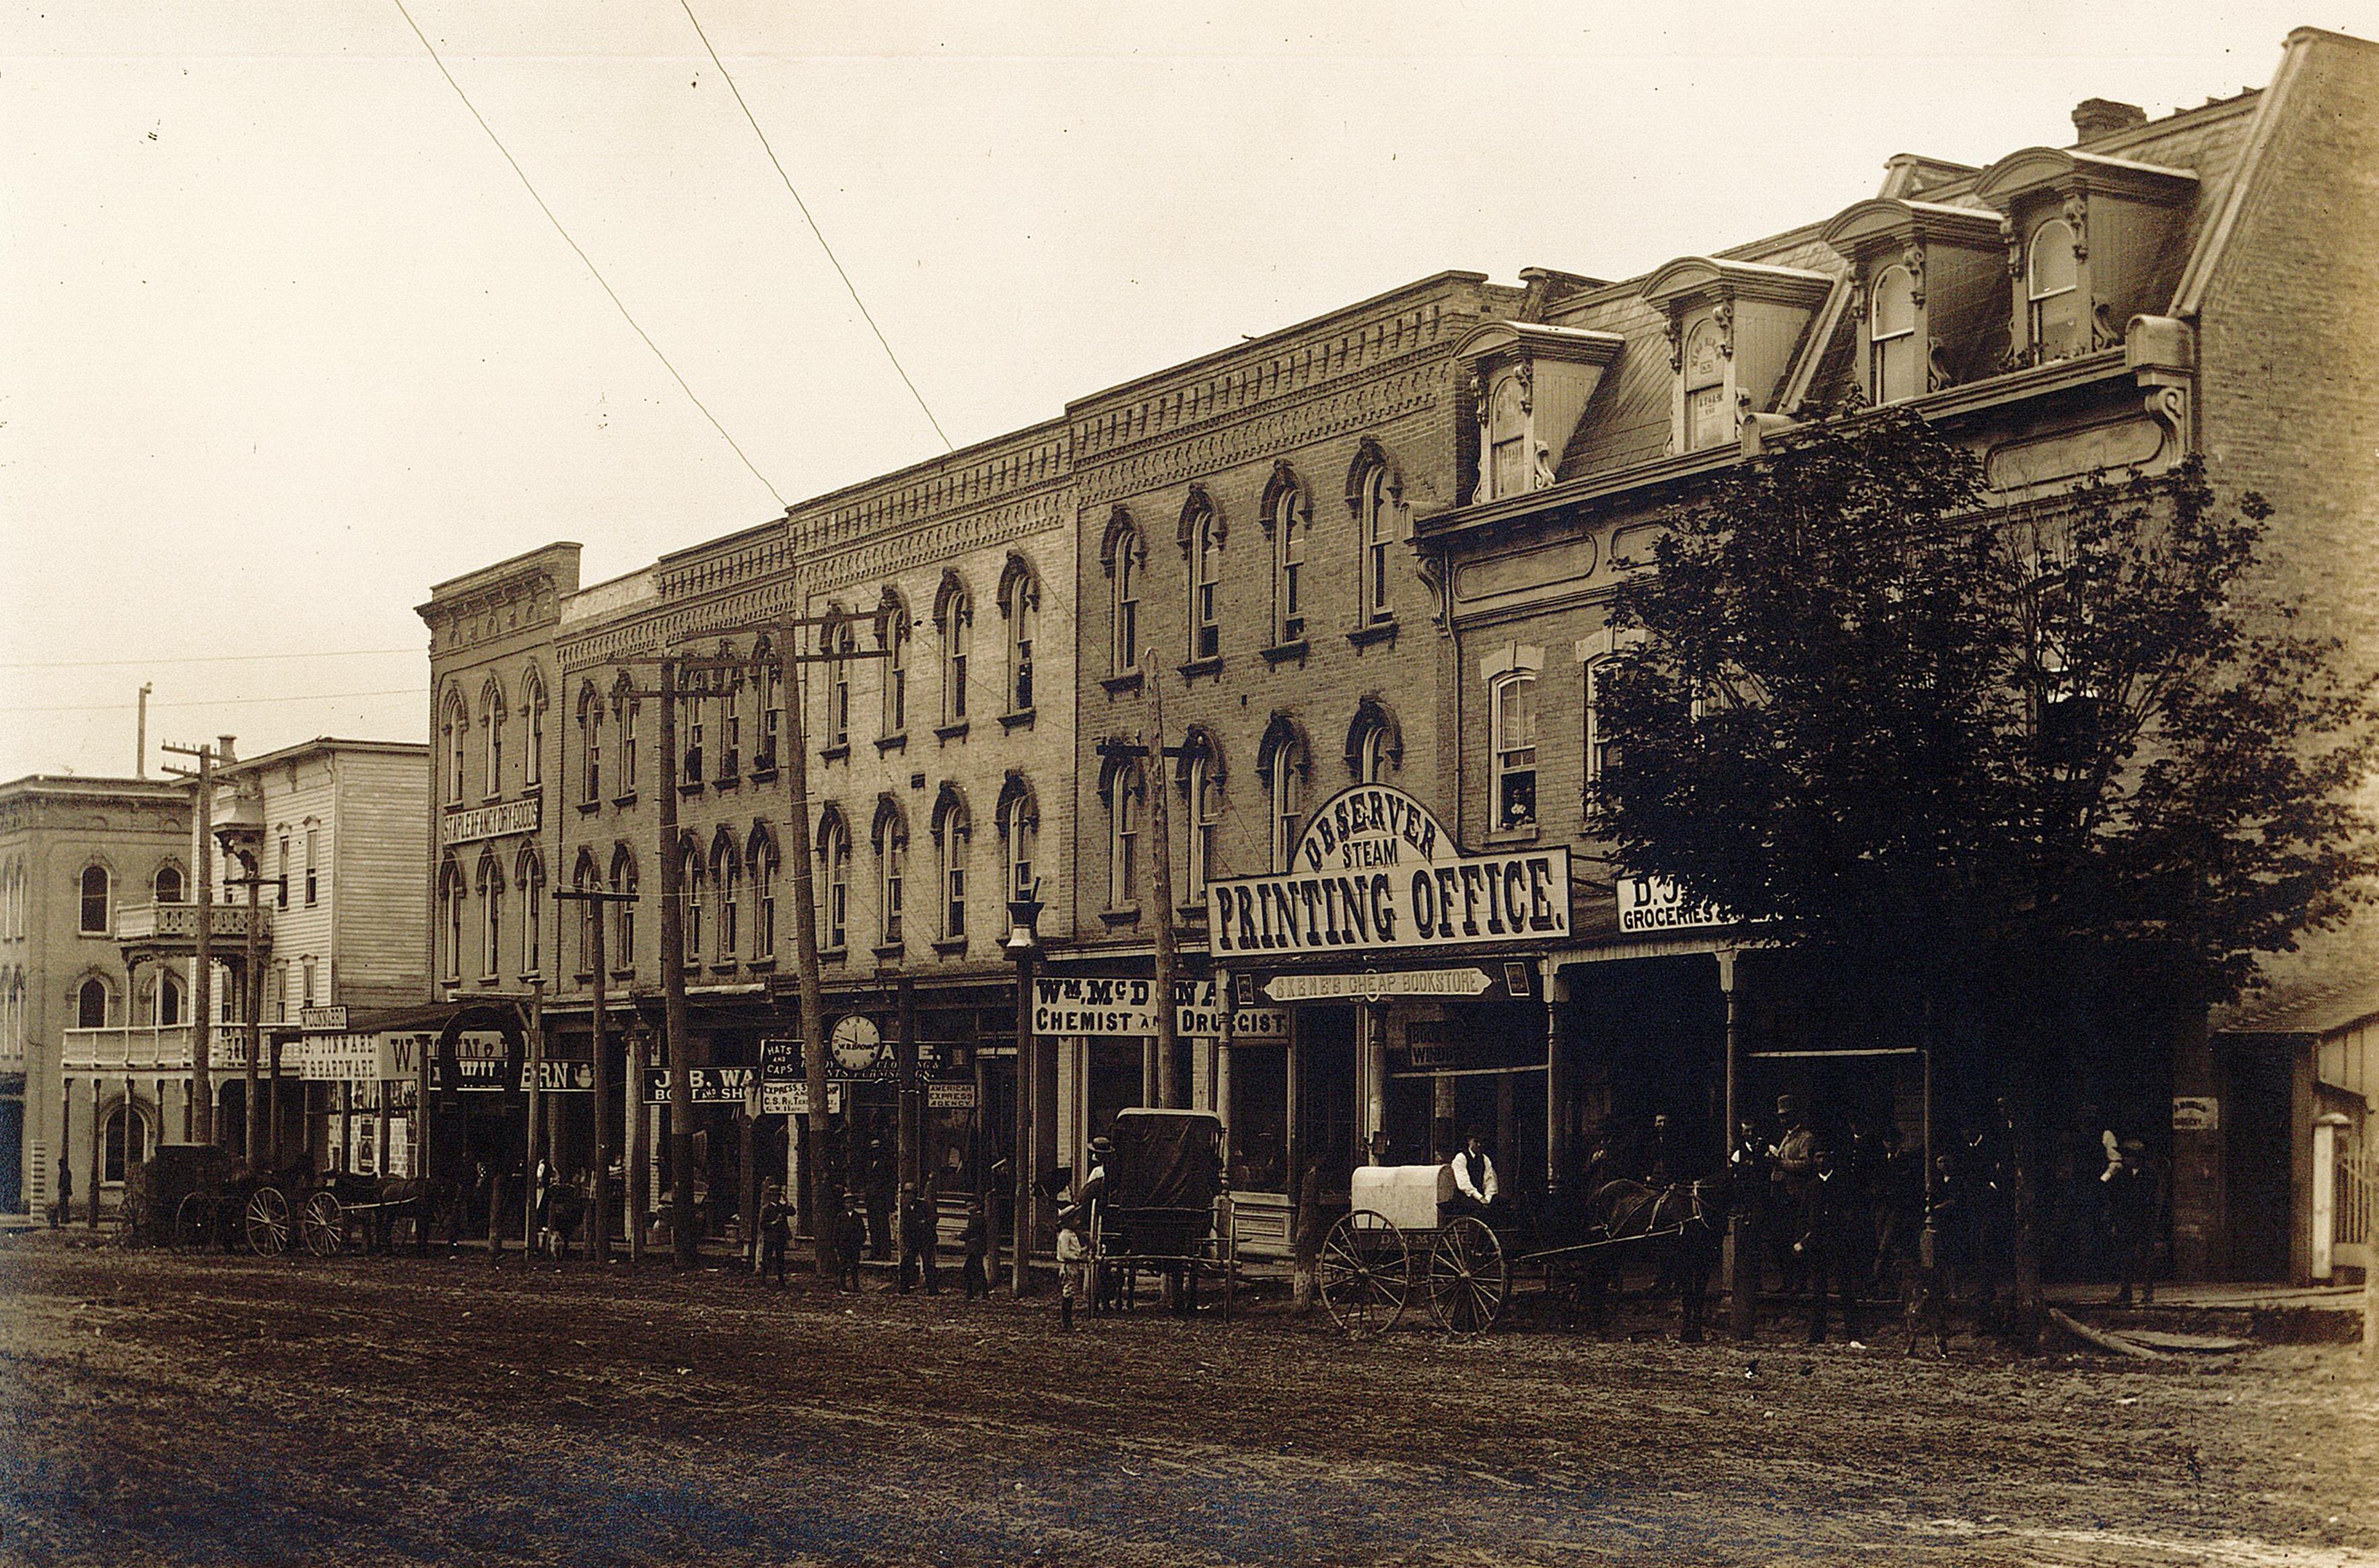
678,1 -> 955,454
0,647 -> 421,672
389,0 -> 786,507
0,688 -> 421,715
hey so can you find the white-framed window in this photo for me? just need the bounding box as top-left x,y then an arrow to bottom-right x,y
1187,750 -> 1220,900
1112,528 -> 1141,676
442,690 -> 469,806
823,818 -> 851,951
684,694 -> 705,787
935,796 -> 969,943
829,618 -> 855,748
1188,500 -> 1221,661
1266,742 -> 1303,872
714,838 -> 741,962
1106,758 -> 1144,907
1003,789 -> 1037,905
78,864 -> 110,935
883,602 -> 910,737
759,661 -> 782,773
1584,659 -> 1617,785
304,826 -> 319,907
1357,463 -> 1396,624
523,672 -> 545,788
941,585 -> 971,725
579,686 -> 603,804
481,680 -> 506,799
1003,566 -> 1037,713
878,816 -> 907,948
2028,218 -> 2081,360
610,849 -> 637,970
477,853 -> 504,981
751,832 -> 777,959
518,849 -> 544,978
1274,487 -> 1305,643
682,841 -> 705,967
620,696 -> 640,795
438,861 -> 464,983
1492,672 -> 1540,830
1684,319 -> 1729,451
1869,264 -> 1920,404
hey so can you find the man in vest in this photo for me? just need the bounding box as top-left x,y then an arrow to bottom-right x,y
1447,1130 -> 1502,1221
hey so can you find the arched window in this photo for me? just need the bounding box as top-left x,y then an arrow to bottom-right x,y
932,787 -> 971,943
681,834 -> 705,967
999,557 -> 1037,714
481,678 -> 507,799
828,614 -> 856,748
1584,659 -> 1618,785
757,646 -> 783,773
572,850 -> 600,974
517,848 -> 545,978
873,800 -> 907,949
438,860 -> 465,983
610,848 -> 637,969
1259,722 -> 1307,873
77,976 -> 110,1030
1183,737 -> 1222,900
998,778 -> 1038,906
881,596 -> 911,738
157,971 -> 182,1027
79,864 -> 110,934
717,659 -> 743,782
1684,319 -> 1729,450
937,578 -> 971,726
1348,443 -> 1400,626
476,852 -> 504,981
522,670 -> 547,788
712,832 -> 742,962
749,827 -> 778,959
2027,217 -> 2080,360
1489,372 -> 1529,497
578,684 -> 604,804
1108,520 -> 1142,676
1185,493 -> 1222,661
1346,697 -> 1402,783
442,689 -> 470,806
619,686 -> 640,797
1491,672 -> 1540,830
1103,753 -> 1144,908
1268,470 -> 1307,644
819,811 -> 852,952
102,1102 -> 149,1184
1869,264 -> 1919,404
682,684 -> 705,788
152,863 -> 184,904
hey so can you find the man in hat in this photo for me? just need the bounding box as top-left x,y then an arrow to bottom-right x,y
1447,1129 -> 1503,1222
757,1180 -> 792,1287
862,1137 -> 897,1262
897,1180 -> 941,1295
2103,1137 -> 2162,1306
1055,1205 -> 1089,1331
1769,1094 -> 1818,1295
1078,1135 -> 1116,1310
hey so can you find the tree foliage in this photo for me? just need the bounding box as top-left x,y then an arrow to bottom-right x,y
1588,408 -> 2377,1013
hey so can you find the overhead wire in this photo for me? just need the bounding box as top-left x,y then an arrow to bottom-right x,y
0,688 -> 423,715
0,647 -> 421,671
388,0 -> 786,507
677,1 -> 955,454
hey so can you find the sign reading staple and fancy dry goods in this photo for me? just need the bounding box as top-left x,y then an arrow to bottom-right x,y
439,795 -> 541,848
1208,785 -> 1569,956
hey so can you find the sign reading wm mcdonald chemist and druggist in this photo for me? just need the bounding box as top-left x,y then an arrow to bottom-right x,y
1208,783 -> 1570,956
439,795 -> 541,849
1615,874 -> 1731,935
1032,976 -> 1290,1040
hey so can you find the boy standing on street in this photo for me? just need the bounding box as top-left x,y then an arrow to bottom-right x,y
959,1196 -> 991,1300
1056,1206 -> 1089,1331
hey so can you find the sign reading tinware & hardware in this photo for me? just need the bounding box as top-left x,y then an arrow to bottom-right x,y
1206,784 -> 1569,956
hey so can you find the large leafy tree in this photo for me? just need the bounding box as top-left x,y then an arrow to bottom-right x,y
1589,408 -> 2376,1332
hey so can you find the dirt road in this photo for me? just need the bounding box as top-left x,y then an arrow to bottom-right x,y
1,1233 -> 2372,1566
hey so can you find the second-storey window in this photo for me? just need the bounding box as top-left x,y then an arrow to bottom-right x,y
682,843 -> 705,967
1584,660 -> 1618,785
518,849 -> 544,978
825,820 -> 851,950
304,828 -> 319,906
941,587 -> 971,725
1004,790 -> 1036,904
1189,501 -> 1221,661
1187,751 -> 1220,900
79,865 -> 110,934
1869,264 -> 1920,404
936,798 -> 969,942
580,688 -> 603,804
751,834 -> 776,958
277,835 -> 290,908
883,602 -> 910,737
1107,758 -> 1143,907
1112,529 -> 1141,675
611,850 -> 637,970
1358,463 -> 1395,624
439,862 -> 464,983
1492,672 -> 1539,830
1274,489 -> 1305,643
1266,744 -> 1303,872
477,853 -> 503,981
878,824 -> 906,948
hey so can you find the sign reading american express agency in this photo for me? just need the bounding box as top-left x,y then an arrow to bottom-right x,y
1208,784 -> 1569,956
439,795 -> 541,848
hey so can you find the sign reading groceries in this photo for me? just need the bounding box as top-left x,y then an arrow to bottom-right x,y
1614,874 -> 1733,935
1207,784 -> 1569,956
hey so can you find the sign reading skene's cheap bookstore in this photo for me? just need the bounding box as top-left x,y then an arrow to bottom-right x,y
1206,785 -> 1568,956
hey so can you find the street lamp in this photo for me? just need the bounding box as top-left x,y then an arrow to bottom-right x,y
1005,881 -> 1043,1295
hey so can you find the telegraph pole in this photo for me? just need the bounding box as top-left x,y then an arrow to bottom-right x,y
223,865 -> 283,1164
652,658 -> 699,1269
554,882 -> 636,1262
162,739 -> 223,1146
1144,658 -> 1183,1108
777,629 -> 835,1278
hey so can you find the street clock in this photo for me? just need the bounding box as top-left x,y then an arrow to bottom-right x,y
829,1013 -> 886,1075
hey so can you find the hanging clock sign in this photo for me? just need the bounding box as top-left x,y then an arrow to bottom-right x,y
829,1014 -> 888,1079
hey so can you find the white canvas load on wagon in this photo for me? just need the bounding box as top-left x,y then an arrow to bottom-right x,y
1349,1164 -> 1455,1232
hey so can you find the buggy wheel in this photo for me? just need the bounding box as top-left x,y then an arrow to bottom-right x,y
244,1186 -> 292,1256
1425,1215 -> 1508,1334
302,1192 -> 344,1258
1317,1210 -> 1410,1339
174,1193 -> 217,1253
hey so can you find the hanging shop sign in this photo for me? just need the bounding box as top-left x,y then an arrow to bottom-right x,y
438,795 -> 541,849
300,1030 -> 443,1082
1031,976 -> 1286,1040
427,1029 -> 513,1092
926,1081 -> 977,1110
1263,968 -> 1495,1003
522,1060 -> 594,1094
299,1005 -> 349,1032
1207,783 -> 1569,956
762,1081 -> 846,1116
644,1065 -> 755,1106
1614,874 -> 1732,935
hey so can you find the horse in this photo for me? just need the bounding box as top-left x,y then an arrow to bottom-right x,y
1566,1174 -> 1729,1342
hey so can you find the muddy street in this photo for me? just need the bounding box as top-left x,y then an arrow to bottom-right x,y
1,1234 -> 2374,1567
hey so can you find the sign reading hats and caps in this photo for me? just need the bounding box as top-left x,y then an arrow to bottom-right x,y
1208,784 -> 1570,956
757,1038 -> 806,1081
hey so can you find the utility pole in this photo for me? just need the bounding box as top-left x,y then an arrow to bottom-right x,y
778,629 -> 835,1279
223,865 -> 283,1165
1144,657 -> 1183,1109
554,883 -> 635,1262
162,739 -> 225,1147
654,657 -> 697,1269
135,683 -> 151,778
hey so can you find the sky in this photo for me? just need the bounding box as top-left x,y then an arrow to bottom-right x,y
6,0 -> 2374,781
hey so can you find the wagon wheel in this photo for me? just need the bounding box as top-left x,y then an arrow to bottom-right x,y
174,1192 -> 218,1253
244,1186 -> 293,1256
301,1191 -> 345,1258
1425,1215 -> 1508,1335
1317,1209 -> 1411,1339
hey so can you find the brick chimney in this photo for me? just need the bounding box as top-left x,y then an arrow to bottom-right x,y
2072,98 -> 2147,141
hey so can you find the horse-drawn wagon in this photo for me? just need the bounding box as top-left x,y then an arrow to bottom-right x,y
1086,1108 -> 1240,1316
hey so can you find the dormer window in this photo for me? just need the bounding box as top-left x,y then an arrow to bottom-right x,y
1453,322 -> 1622,506
1641,258 -> 1832,460
1682,317 -> 1729,450
1868,265 -> 1920,404
1489,375 -> 1529,495
2026,219 -> 2081,361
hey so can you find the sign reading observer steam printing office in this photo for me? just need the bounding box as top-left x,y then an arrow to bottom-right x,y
1206,783 -> 1570,957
